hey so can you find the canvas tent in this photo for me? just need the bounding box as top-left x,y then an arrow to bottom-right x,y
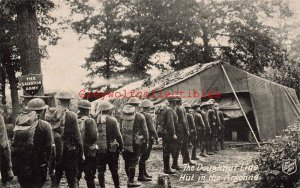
91,61 -> 300,141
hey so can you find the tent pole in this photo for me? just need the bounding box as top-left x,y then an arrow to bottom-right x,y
221,64 -> 261,147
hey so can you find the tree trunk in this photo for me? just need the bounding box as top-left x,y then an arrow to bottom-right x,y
0,65 -> 6,104
202,26 -> 210,63
16,0 -> 44,95
6,65 -> 20,122
2,47 -> 20,122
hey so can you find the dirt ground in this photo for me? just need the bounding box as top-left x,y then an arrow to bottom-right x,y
2,145 -> 259,188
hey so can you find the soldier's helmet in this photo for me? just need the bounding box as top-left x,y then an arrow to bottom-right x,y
191,103 -> 200,109
173,94 -> 182,100
98,100 -> 114,111
77,100 -> 91,110
25,98 -> 49,111
122,104 -> 135,114
167,95 -> 179,102
208,98 -> 215,103
207,100 -> 214,106
127,97 -> 141,105
200,102 -> 209,108
182,103 -> 191,108
55,91 -> 75,99
139,99 -> 153,108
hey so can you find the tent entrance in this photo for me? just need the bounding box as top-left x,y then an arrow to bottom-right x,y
218,92 -> 259,142
224,111 -> 258,141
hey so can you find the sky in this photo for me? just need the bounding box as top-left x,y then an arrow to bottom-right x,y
41,0 -> 300,94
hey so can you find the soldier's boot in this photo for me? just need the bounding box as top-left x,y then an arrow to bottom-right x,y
171,151 -> 181,171
182,149 -> 188,164
127,167 -> 140,187
125,163 -> 130,178
200,143 -> 208,157
138,162 -> 151,181
144,163 -> 152,178
112,172 -> 120,188
98,172 -> 105,188
191,146 -> 199,160
163,154 -> 176,174
207,142 -> 214,155
186,150 -> 195,166
220,140 -> 225,150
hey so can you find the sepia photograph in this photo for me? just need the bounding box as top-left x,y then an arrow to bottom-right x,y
0,0 -> 300,187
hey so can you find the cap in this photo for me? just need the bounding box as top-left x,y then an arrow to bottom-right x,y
214,103 -> 219,107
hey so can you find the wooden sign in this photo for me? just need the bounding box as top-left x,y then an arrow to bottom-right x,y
19,74 -> 43,96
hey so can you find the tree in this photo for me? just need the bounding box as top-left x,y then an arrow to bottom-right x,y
197,0 -> 293,75
128,0 -> 202,72
0,0 -> 59,121
66,0 -> 131,79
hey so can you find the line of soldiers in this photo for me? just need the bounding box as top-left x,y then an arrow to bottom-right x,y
156,95 -> 225,174
0,92 -> 224,188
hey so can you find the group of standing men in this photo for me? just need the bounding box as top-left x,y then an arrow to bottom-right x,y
0,92 -> 225,188
157,95 -> 225,174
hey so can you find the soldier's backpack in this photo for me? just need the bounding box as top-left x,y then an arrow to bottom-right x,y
96,114 -> 108,153
156,105 -> 167,137
45,107 -> 67,136
78,115 -> 88,146
11,111 -> 39,177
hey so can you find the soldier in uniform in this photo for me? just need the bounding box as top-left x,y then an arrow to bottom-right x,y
0,94 -> 15,186
120,104 -> 148,187
213,103 -> 225,150
138,99 -> 159,181
11,98 -> 54,188
172,95 -> 190,170
76,100 -> 98,188
156,102 -> 176,174
207,100 -> 217,153
191,103 -> 206,158
52,92 -> 83,188
95,100 -> 123,188
182,103 -> 196,165
200,101 -> 214,155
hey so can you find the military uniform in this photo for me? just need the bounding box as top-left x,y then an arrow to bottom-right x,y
77,113 -> 98,188
156,104 -> 176,174
214,103 -> 225,150
182,103 -> 195,165
96,113 -> 123,188
53,109 -> 83,187
121,105 -> 148,187
11,99 -> 54,188
173,104 -> 189,170
0,114 -> 14,185
200,101 -> 216,155
139,99 -> 158,181
191,107 -> 205,158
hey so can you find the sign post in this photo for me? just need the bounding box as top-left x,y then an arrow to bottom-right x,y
18,74 -> 43,96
